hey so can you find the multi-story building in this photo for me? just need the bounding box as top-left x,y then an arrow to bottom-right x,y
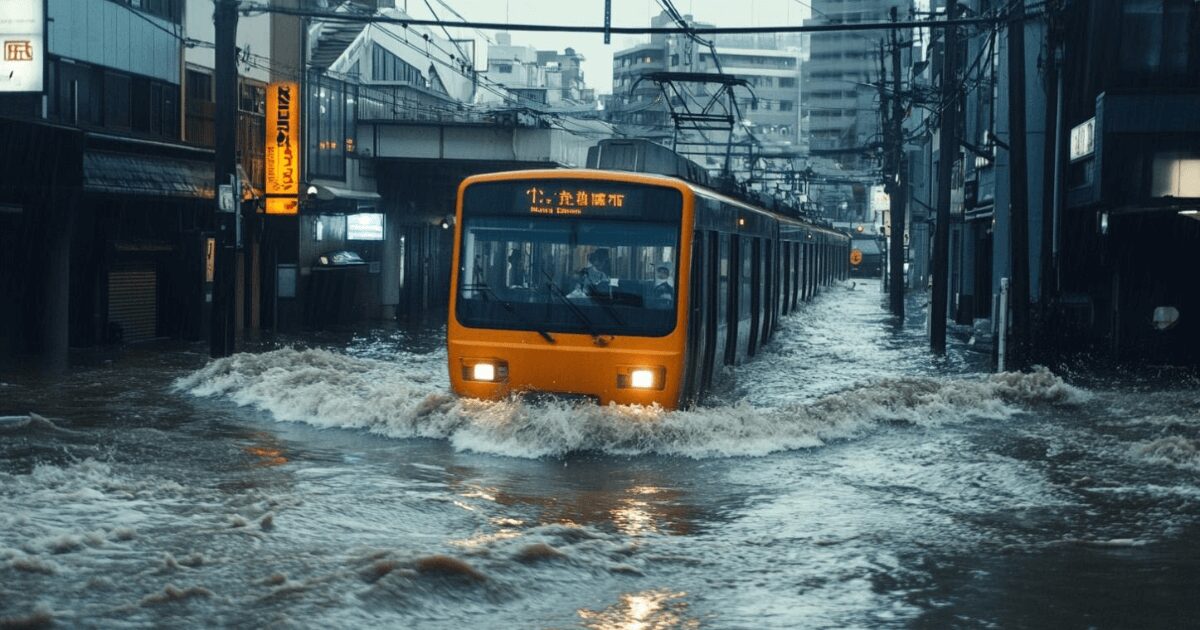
919,0 -> 1200,365
486,33 -> 595,107
606,11 -> 801,171
802,0 -> 910,166
1,0 -> 203,359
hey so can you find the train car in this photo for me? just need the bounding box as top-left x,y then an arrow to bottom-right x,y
849,235 -> 884,278
447,169 -> 849,409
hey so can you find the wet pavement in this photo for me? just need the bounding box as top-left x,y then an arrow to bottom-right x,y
2,279 -> 1198,628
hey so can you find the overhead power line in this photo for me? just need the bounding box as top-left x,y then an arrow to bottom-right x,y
239,4 -> 1004,34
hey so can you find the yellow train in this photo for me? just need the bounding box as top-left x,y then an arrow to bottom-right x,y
447,168 -> 849,409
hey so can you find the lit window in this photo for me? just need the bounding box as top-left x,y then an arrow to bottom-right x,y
347,213 -> 385,240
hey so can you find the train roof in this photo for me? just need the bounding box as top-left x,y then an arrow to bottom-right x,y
460,168 -> 848,240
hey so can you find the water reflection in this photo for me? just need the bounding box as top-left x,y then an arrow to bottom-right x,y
578,590 -> 699,630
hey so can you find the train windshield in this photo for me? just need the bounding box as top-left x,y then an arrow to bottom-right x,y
457,180 -> 683,337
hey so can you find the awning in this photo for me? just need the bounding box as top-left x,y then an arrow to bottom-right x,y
311,183 -> 382,203
84,150 -> 215,199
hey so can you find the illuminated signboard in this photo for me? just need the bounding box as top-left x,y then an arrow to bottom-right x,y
464,179 -> 683,222
523,186 -> 629,217
0,0 -> 44,93
265,197 -> 299,216
1070,117 -> 1095,162
265,81 -> 300,214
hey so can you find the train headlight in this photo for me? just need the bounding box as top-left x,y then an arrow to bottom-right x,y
630,369 -> 655,389
618,367 -> 664,390
463,360 -> 507,382
473,363 -> 496,382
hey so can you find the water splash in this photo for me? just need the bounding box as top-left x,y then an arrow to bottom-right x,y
177,348 -> 1088,459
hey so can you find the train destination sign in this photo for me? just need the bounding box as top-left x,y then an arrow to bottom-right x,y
524,187 -> 627,216
463,179 -> 682,222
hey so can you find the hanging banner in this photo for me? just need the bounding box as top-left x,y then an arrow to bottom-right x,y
0,0 -> 44,93
265,81 -> 300,214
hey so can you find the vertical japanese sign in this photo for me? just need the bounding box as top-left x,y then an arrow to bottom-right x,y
0,0 -> 44,93
265,81 -> 300,215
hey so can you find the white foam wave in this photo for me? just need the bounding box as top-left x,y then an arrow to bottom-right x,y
1134,436 -> 1200,470
177,349 -> 1088,459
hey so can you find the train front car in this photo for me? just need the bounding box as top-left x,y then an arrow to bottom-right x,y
448,170 -> 692,408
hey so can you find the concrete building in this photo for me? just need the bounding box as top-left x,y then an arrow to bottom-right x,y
918,0 -> 1200,365
606,11 -> 801,173
486,33 -> 595,108
0,0 -> 205,361
802,0 -> 910,166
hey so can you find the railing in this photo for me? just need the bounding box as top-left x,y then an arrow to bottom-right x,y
356,84 -> 500,125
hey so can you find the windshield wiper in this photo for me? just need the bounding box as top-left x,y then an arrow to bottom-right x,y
540,270 -> 611,347
467,272 -> 555,343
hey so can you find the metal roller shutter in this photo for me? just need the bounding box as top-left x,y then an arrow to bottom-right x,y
108,266 -> 158,342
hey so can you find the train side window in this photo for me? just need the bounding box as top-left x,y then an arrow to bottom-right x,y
726,234 -> 740,364
762,238 -> 772,339
748,237 -> 761,355
717,232 -> 730,330
794,241 -> 803,306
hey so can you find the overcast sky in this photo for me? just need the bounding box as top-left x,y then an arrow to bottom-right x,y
401,0 -> 814,95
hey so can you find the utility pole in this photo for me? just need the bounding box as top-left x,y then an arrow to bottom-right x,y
211,0 -> 239,358
930,0 -> 958,355
1006,0 -> 1031,370
887,6 -> 907,318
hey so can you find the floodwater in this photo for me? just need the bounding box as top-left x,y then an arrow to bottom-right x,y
2,280 -> 1198,628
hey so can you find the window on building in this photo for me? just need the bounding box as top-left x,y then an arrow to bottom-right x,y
108,0 -> 183,24
239,82 -> 265,114
347,213 -> 385,240
105,72 -> 132,131
497,63 -> 513,73
779,100 -> 794,111
1119,0 -> 1199,84
307,73 -> 357,180
187,70 -> 212,102
371,44 -> 423,84
671,54 -> 679,65
780,77 -> 796,88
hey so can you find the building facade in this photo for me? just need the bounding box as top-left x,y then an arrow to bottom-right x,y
921,0 -> 1200,365
802,0 -> 910,167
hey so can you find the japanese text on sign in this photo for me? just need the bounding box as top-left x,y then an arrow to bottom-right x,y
526,187 -> 625,216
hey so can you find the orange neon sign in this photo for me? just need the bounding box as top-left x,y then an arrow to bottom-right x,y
265,81 -> 300,215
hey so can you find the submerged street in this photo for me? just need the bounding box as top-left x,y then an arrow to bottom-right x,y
2,280 -> 1198,628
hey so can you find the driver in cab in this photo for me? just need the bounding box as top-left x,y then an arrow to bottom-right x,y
569,248 -> 612,299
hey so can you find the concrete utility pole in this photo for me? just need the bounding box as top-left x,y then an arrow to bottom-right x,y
1006,0 -> 1031,370
211,0 -> 239,358
930,0 -> 958,355
887,6 -> 907,318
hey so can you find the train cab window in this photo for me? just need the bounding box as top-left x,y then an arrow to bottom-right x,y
457,180 -> 684,337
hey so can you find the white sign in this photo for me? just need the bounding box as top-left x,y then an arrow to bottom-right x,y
219,184 -> 235,212
0,0 -> 44,93
869,184 -> 890,213
1070,117 -> 1095,161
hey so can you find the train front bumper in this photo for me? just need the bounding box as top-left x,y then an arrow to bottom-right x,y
448,337 -> 682,408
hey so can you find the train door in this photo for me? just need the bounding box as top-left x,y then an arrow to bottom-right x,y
701,231 -> 719,394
